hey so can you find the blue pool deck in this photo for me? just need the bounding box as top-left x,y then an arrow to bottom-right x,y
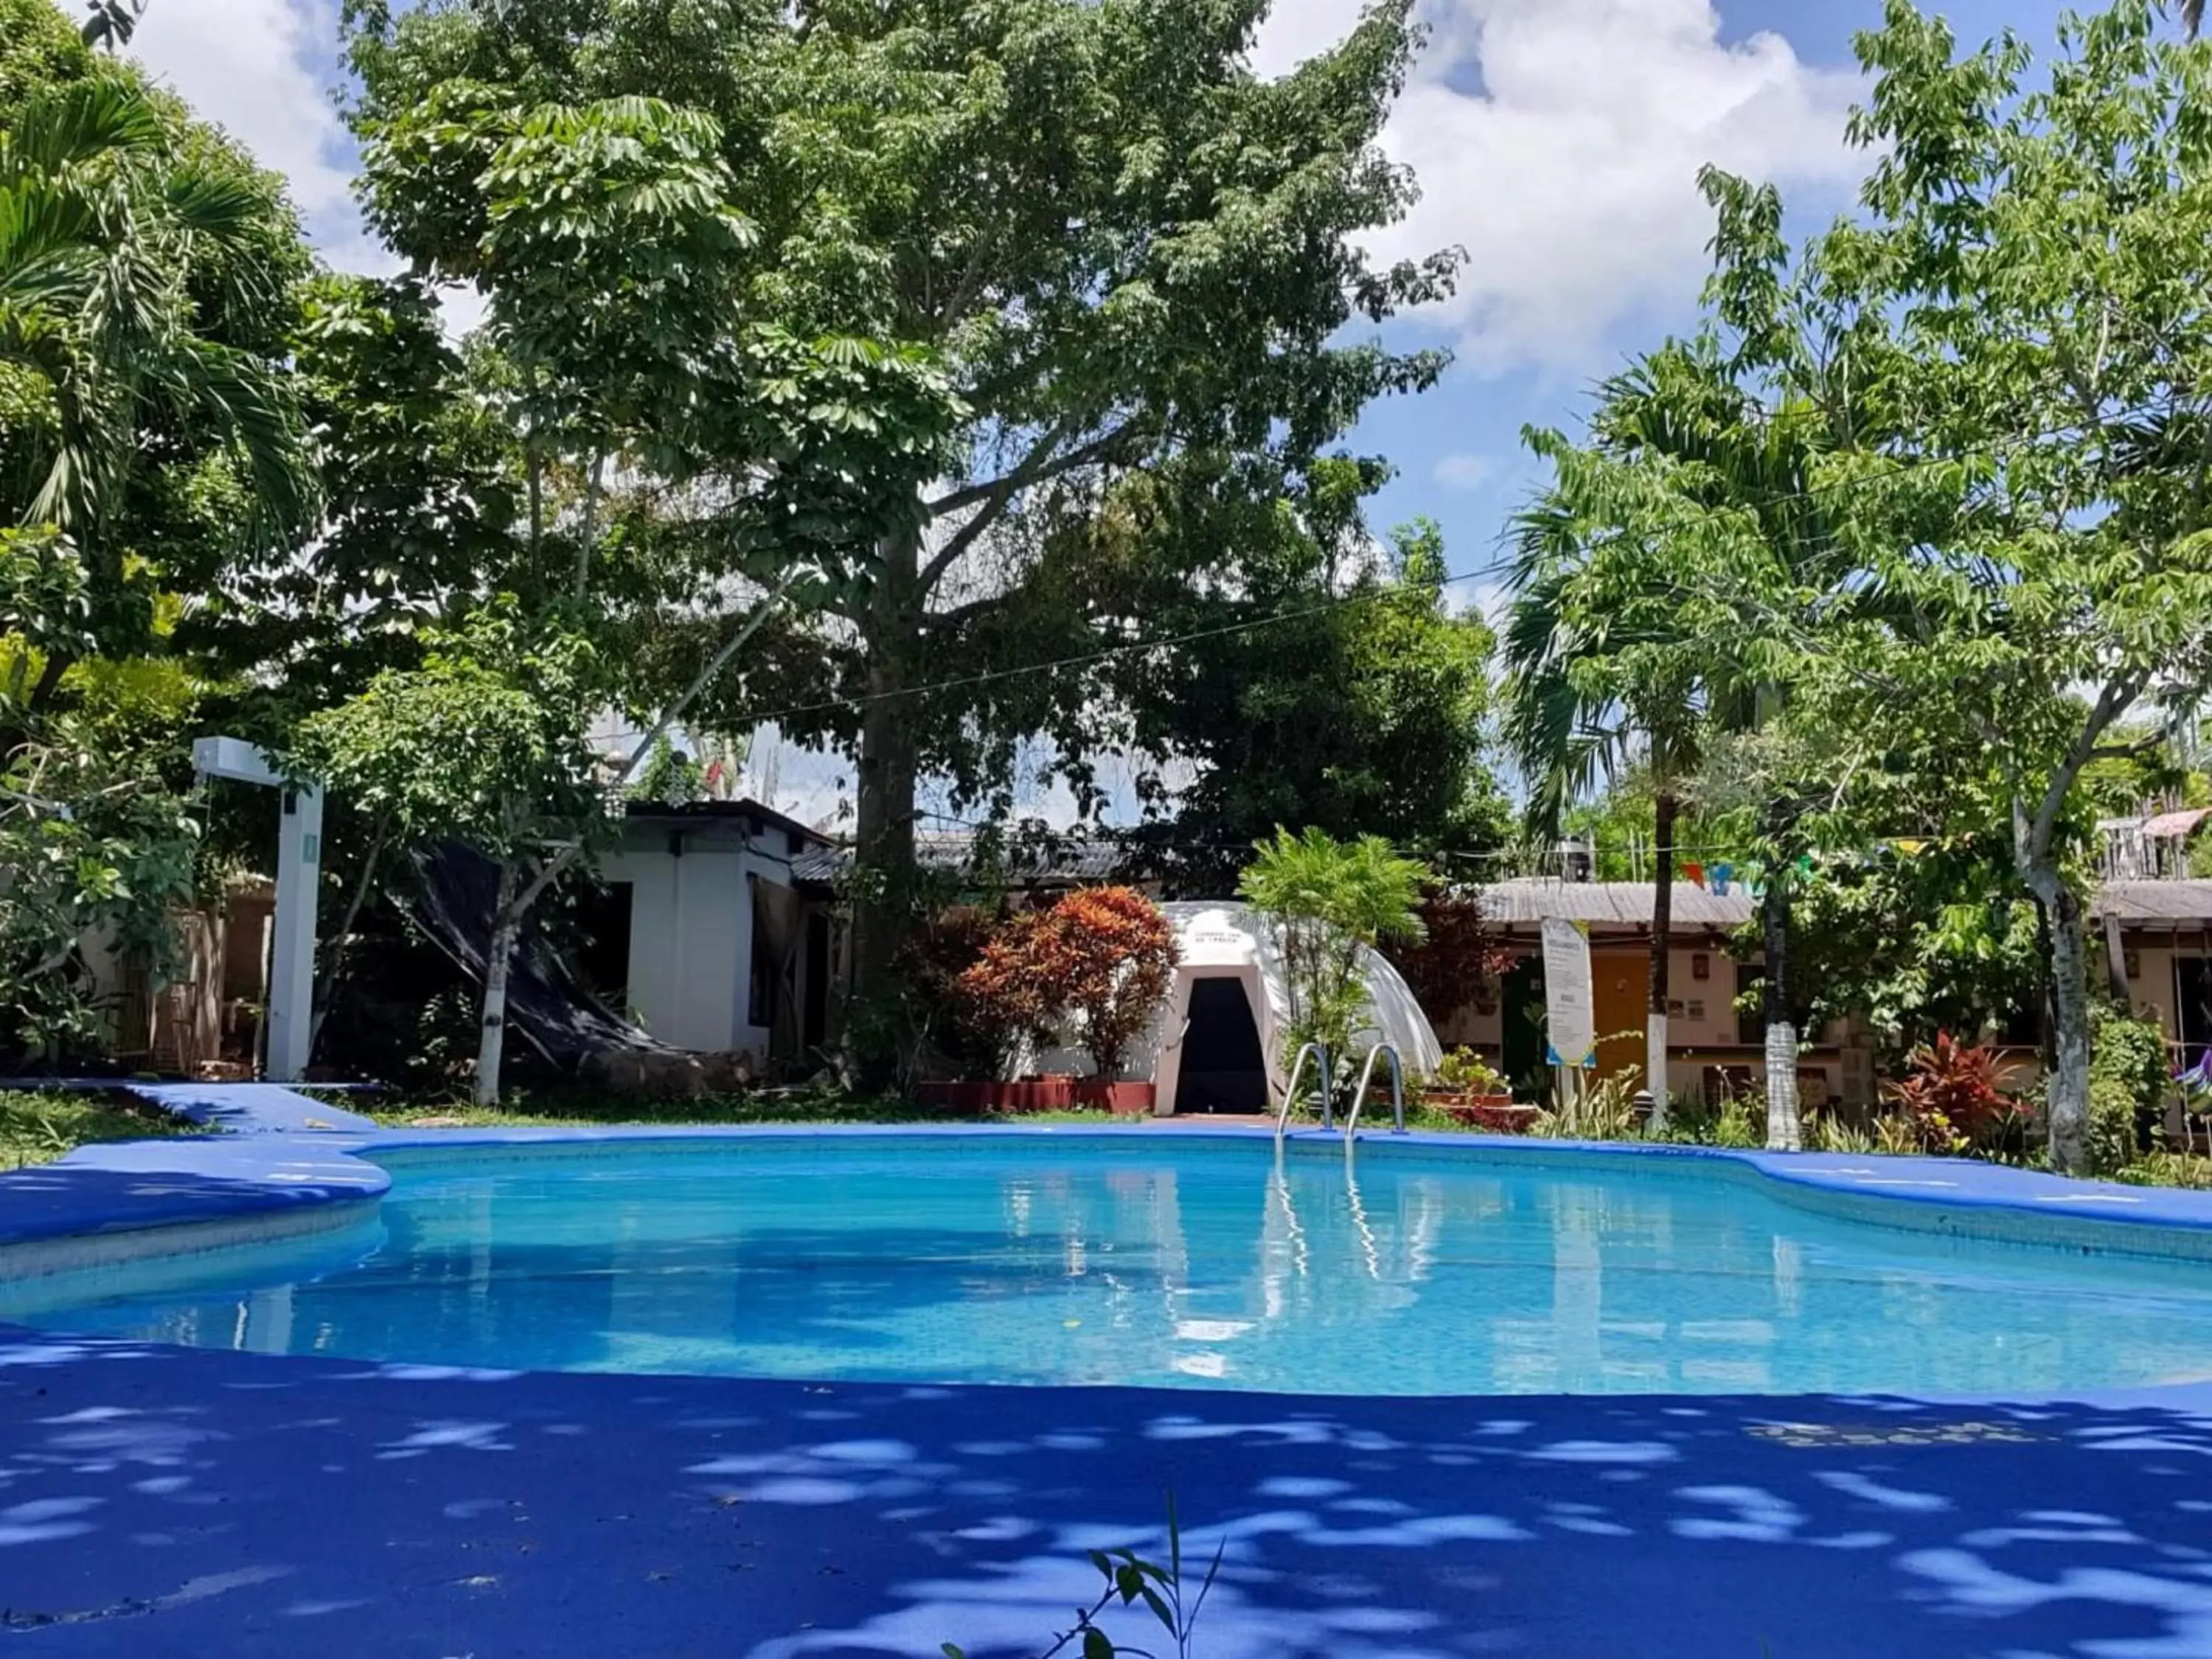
4,1086 -> 2212,1655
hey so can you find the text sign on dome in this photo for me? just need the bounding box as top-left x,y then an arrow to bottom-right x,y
1541,915 -> 1597,1069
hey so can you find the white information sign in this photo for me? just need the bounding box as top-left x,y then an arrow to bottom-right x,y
1541,915 -> 1596,1069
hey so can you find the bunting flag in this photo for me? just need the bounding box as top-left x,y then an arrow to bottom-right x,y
1683,861 -> 1705,887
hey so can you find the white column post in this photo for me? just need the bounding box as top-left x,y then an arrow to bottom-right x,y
193,737 -> 322,1083
265,781 -> 322,1080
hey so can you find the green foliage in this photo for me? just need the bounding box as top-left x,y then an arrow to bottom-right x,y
344,0 -> 1462,1034
1096,467 -> 1505,886
295,602 -> 602,863
0,730 -> 198,1062
626,735 -> 703,807
1880,1032 -> 2012,1155
2092,1005 -> 2173,1112
1239,826 -> 1425,1071
946,1492 -> 1220,1659
0,1088 -> 184,1169
1429,1046 -> 1509,1099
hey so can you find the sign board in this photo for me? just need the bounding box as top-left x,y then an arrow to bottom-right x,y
1540,915 -> 1596,1069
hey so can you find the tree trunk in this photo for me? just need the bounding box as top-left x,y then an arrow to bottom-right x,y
846,532 -> 922,1086
1762,862 -> 1802,1152
474,856 -> 521,1107
2034,869 -> 2092,1175
1646,786 -> 1677,1130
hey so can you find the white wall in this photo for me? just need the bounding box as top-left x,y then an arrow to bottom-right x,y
599,838 -> 791,1056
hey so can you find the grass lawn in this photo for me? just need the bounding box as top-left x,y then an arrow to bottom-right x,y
0,1088 -> 191,1171
364,1092 -> 1140,1130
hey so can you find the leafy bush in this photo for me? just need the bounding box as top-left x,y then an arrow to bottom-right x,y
1429,1046 -> 1508,1098
1386,891 -> 1513,1022
2087,1077 -> 2140,1178
1031,887 -> 1179,1079
1238,826 -> 1425,1068
1880,1032 -> 2011,1154
898,905 -> 1023,1079
958,888 -> 1178,1079
2091,1004 -> 2171,1113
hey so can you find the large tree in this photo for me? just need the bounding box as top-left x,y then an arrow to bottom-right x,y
1506,324 -> 1852,1150
1772,0 -> 2212,1172
1065,456 -> 1503,894
344,0 -> 1458,1074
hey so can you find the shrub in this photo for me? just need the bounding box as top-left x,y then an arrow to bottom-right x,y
1034,887 -> 1178,1079
1387,891 -> 1514,1022
1239,826 -> 1425,1068
899,905 -> 1023,1078
1880,1032 -> 2011,1153
2087,1077 -> 2140,1178
1430,1046 -> 1508,1099
959,887 -> 1178,1079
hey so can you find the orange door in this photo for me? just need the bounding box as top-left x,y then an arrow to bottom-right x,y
1590,949 -> 1651,1086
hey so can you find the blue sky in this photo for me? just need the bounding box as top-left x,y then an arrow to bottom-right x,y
124,0 -> 2099,823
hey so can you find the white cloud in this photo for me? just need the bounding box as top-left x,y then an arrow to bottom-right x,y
1433,451 -> 1495,490
128,0 -> 358,225
1254,0 -> 1868,377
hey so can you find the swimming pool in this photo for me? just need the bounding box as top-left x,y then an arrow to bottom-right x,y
10,1134 -> 2212,1396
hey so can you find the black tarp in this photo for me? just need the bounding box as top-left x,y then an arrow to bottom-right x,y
406,844 -> 673,1068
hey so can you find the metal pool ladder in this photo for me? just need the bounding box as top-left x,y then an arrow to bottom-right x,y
1274,1042 -> 1332,1140
1274,1040 -> 1408,1142
1343,1043 -> 1408,1138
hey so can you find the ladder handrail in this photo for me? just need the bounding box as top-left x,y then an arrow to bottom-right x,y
1343,1042 -> 1407,1138
1273,1042 -> 1330,1140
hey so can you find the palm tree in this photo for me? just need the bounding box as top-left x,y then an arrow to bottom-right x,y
1505,486 -> 1705,1132
1,76 -> 314,706
1506,341 -> 1845,1150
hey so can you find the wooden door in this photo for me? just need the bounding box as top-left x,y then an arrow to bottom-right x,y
1590,949 -> 1650,1086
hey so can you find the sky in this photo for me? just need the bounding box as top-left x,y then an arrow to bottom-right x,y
122,0 -> 2087,826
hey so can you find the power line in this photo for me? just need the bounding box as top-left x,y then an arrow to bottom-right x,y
720,397 -> 2174,736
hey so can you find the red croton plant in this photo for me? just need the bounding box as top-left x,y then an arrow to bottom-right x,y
960,887 -> 1179,1079
1881,1032 -> 2012,1153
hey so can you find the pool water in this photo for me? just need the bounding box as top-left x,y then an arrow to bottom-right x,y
13,1137 -> 2212,1396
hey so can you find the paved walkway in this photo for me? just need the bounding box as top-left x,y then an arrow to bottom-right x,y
2,1332 -> 2210,1657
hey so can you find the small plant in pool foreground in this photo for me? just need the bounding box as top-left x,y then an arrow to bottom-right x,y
945,1495 -> 1222,1659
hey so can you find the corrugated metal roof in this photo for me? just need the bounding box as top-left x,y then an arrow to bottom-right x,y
1472,879 -> 1757,929
2093,880 -> 2212,923
2142,808 -> 2212,839
791,835 -> 1131,888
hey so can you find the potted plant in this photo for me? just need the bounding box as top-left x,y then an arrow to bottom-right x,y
953,888 -> 1178,1114
1424,1047 -> 1533,1132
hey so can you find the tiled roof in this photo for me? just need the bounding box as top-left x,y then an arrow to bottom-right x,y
1472,879 -> 1757,930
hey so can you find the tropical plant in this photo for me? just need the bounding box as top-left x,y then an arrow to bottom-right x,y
945,1492 -> 1221,1659
1708,0 -> 2212,1173
1239,827 -> 1427,1073
343,0 -> 1461,1060
958,888 -> 1178,1081
0,69 -> 316,706
897,905 -> 1021,1081
1506,323 -> 1848,1150
1040,888 -> 1178,1081
1881,1033 -> 2011,1155
1430,1046 -> 1509,1100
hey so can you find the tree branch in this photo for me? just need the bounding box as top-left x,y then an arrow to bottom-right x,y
918,419 -> 1147,593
